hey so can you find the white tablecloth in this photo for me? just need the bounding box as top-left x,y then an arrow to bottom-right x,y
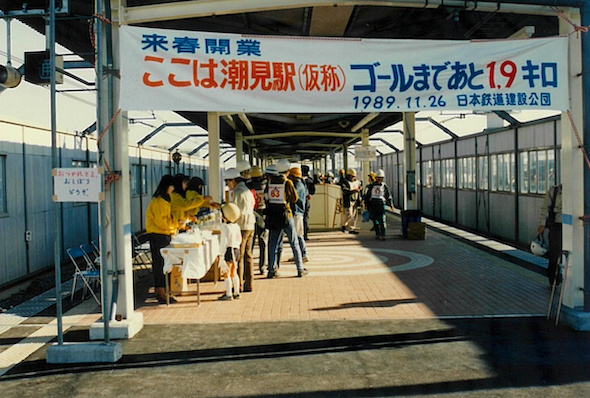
160,233 -> 219,279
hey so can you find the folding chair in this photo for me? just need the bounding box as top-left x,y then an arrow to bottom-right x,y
80,242 -> 99,266
67,247 -> 101,305
132,232 -> 152,271
91,240 -> 100,255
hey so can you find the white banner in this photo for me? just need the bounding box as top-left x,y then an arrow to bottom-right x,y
120,26 -> 569,113
355,146 -> 377,162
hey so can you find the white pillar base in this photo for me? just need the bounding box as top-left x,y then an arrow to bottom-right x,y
89,311 -> 144,340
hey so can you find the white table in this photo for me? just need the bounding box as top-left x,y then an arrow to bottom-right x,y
160,233 -> 220,305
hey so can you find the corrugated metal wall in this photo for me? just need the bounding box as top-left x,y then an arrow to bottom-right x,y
0,125 -> 208,288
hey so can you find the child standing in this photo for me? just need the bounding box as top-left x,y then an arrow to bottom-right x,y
218,203 -> 242,301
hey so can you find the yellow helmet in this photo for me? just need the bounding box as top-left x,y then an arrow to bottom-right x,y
250,165 -> 263,178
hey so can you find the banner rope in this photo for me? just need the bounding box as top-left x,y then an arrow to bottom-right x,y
551,7 -> 589,36
96,108 -> 122,190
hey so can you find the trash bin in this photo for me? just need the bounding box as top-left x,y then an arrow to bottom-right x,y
401,210 -> 421,238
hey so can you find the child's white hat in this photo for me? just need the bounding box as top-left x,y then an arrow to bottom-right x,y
221,203 -> 241,223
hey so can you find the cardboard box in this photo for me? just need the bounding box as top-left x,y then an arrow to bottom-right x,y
407,222 -> 426,240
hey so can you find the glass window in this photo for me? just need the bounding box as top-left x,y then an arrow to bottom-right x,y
72,159 -> 87,167
467,157 -> 475,189
519,152 -> 528,194
537,150 -> 547,194
446,159 -> 455,188
434,160 -> 441,187
457,159 -> 462,189
499,154 -> 507,191
0,156 -> 6,213
529,151 -> 538,193
478,155 -> 488,190
421,161 -> 432,188
491,155 -> 498,191
132,164 -> 148,196
509,153 -> 516,192
503,153 -> 511,191
548,150 -> 556,188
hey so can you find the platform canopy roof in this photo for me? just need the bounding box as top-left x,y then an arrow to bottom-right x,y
11,0 -> 565,160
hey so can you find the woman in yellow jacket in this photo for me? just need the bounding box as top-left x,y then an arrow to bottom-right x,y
185,177 -> 216,220
170,174 -> 201,230
146,175 -> 179,303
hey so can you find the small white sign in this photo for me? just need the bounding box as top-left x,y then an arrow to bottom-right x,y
53,168 -> 102,202
355,146 -> 377,161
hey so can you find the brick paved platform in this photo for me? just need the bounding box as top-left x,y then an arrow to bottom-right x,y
136,214 -> 549,325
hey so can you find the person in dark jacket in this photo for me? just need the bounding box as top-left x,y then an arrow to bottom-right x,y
301,165 -> 315,241
538,184 -> 563,286
363,169 -> 393,241
264,159 -> 309,278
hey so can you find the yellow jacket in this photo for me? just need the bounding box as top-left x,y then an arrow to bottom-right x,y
170,192 -> 200,223
185,190 -> 211,218
146,196 -> 178,235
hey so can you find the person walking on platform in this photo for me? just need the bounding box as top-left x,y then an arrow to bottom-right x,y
340,168 -> 361,234
224,167 -> 256,292
146,175 -> 180,304
250,165 -> 268,275
301,165 -> 315,240
363,169 -> 393,241
538,183 -> 563,287
288,165 -> 310,263
264,159 -> 308,278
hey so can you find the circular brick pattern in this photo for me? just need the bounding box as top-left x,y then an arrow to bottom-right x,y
294,247 -> 434,276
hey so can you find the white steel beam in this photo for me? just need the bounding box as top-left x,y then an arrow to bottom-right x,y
244,131 -> 359,140
351,112 -> 379,132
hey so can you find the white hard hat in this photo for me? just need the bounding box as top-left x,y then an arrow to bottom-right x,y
376,169 -> 385,178
223,168 -> 241,180
265,164 -> 279,175
221,203 -> 241,223
236,160 -> 251,172
276,159 -> 291,173
531,229 -> 549,256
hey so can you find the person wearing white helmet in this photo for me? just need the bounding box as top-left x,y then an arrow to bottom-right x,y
363,169 -> 393,241
236,159 -> 251,182
264,164 -> 279,176
264,158 -> 308,278
538,183 -> 563,287
340,168 -> 362,235
224,166 -> 256,292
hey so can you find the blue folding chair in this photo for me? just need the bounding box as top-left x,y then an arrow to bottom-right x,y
80,242 -> 99,266
67,247 -> 101,305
